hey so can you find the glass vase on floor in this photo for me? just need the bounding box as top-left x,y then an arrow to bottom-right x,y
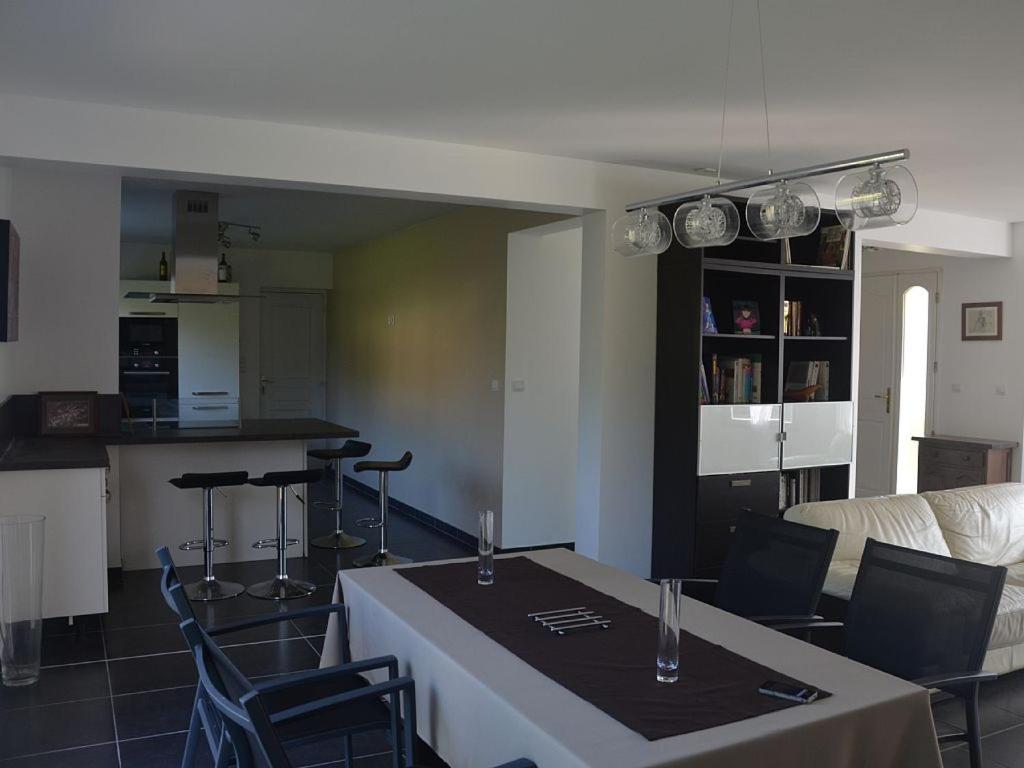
478,510 -> 494,586
0,514 -> 45,687
657,578 -> 682,683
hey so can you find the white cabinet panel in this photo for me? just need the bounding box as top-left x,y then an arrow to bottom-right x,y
783,401 -> 855,469
0,468 -> 107,618
698,404 -> 782,476
178,397 -> 240,423
178,299 -> 240,401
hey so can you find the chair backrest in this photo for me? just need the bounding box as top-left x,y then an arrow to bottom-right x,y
155,546 -> 197,623
180,619 -> 281,767
844,539 -> 1007,681
714,512 -> 839,619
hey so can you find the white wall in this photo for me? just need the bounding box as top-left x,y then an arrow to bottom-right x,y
863,239 -> 1024,479
120,241 -> 333,418
7,165 -> 120,394
501,222 -> 582,549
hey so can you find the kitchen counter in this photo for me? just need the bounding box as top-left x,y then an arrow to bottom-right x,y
0,418 -> 359,471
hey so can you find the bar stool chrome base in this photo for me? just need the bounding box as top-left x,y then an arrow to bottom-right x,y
247,577 -> 317,601
185,577 -> 245,602
354,551 -> 412,568
311,530 -> 366,549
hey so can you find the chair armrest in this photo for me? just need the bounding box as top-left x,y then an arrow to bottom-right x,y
913,671 -> 998,690
207,603 -> 346,637
494,761 -> 537,768
767,619 -> 844,633
679,578 -> 719,584
253,655 -> 399,696
260,675 -> 414,726
748,614 -> 824,625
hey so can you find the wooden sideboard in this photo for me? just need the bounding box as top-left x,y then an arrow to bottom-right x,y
912,435 -> 1018,491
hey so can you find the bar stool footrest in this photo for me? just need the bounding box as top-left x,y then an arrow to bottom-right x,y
356,517 -> 383,530
251,537 -> 300,550
312,501 -> 342,512
179,538 -> 228,551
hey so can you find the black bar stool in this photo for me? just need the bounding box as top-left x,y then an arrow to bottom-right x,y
169,471 -> 249,602
307,440 -> 372,550
247,468 -> 323,600
355,452 -> 413,568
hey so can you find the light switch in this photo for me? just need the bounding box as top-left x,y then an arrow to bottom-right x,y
490,379 -> 500,392
996,384 -> 1007,396
512,380 -> 526,392
386,314 -> 397,327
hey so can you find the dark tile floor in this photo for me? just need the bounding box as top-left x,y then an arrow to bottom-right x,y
0,475 -> 471,767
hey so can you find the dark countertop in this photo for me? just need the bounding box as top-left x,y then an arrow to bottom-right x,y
0,418 -> 359,472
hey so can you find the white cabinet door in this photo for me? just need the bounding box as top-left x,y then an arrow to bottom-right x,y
119,280 -> 177,318
178,300 -> 240,403
698,404 -> 782,475
783,401 -> 855,469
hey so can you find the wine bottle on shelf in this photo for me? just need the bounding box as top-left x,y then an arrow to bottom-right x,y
218,253 -> 229,283
158,251 -> 168,281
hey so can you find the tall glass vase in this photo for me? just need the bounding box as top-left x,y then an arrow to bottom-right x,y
0,515 -> 45,687
478,510 -> 494,586
657,578 -> 682,683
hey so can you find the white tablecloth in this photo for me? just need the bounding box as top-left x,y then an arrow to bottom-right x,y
322,549 -> 941,768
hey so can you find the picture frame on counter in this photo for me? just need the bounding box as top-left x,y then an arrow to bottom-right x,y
39,391 -> 99,436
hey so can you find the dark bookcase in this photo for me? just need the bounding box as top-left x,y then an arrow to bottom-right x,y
652,199 -> 856,579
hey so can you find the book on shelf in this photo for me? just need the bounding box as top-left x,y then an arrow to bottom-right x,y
784,359 -> 830,401
779,468 -> 823,510
705,353 -> 762,404
784,300 -> 803,336
698,362 -> 710,405
817,225 -> 851,270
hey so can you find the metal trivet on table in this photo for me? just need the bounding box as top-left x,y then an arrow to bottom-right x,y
529,606 -> 611,635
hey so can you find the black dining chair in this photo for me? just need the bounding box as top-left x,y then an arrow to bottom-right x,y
183,617 -> 535,768
782,539 -> 1006,768
156,546 -> 406,768
684,511 -> 839,626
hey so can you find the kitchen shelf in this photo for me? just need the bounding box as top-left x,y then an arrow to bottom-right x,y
783,336 -> 848,342
703,333 -> 776,340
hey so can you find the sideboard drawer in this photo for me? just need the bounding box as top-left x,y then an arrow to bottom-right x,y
918,467 -> 986,492
921,446 -> 985,469
697,472 -> 779,523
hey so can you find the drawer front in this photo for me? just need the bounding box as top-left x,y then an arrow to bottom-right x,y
697,472 -> 779,523
178,398 -> 240,423
918,467 -> 986,492
921,446 -> 985,469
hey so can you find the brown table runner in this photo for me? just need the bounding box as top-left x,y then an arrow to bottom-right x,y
396,556 -> 829,741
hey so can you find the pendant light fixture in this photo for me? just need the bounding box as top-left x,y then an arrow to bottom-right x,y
834,162 -> 918,230
611,206 -> 672,258
617,0 -> 917,254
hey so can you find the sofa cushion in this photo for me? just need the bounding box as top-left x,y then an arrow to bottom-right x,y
785,494 -> 951,563
922,483 -> 1024,566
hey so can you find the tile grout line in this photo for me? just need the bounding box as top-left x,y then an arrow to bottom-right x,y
98,630 -> 123,768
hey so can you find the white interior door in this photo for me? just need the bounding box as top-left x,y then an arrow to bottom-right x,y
259,291 -> 326,419
856,274 -> 898,496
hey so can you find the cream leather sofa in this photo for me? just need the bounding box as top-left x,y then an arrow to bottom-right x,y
785,482 -> 1024,674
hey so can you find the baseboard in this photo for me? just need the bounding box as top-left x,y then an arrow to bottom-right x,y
342,476 -> 575,554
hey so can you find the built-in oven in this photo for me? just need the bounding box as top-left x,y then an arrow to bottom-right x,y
119,317 -> 178,420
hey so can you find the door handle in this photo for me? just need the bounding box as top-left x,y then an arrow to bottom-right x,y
260,377 -> 273,394
873,387 -> 892,414
192,391 -> 229,396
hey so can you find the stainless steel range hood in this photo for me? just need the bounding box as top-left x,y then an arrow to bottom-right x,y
124,190 -> 256,305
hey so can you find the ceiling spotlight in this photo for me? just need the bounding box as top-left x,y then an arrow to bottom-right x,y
611,207 -> 672,258
745,179 -> 821,240
835,164 -> 918,231
673,195 -> 739,249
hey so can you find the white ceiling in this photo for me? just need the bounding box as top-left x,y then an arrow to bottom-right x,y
121,178 -> 458,251
2,1 -> 1024,219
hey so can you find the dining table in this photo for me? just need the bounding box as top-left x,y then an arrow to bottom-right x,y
320,548 -> 942,768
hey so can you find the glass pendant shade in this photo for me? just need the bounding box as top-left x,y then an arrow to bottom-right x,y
745,180 -> 821,240
612,207 -> 672,258
672,196 -> 740,248
835,164 -> 918,231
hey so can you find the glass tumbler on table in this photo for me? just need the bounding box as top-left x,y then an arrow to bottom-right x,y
0,514 -> 46,687
657,577 -> 682,683
478,509 -> 494,585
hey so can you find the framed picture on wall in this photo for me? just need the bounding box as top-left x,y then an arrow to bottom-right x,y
39,391 -> 99,435
962,302 -> 1003,341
